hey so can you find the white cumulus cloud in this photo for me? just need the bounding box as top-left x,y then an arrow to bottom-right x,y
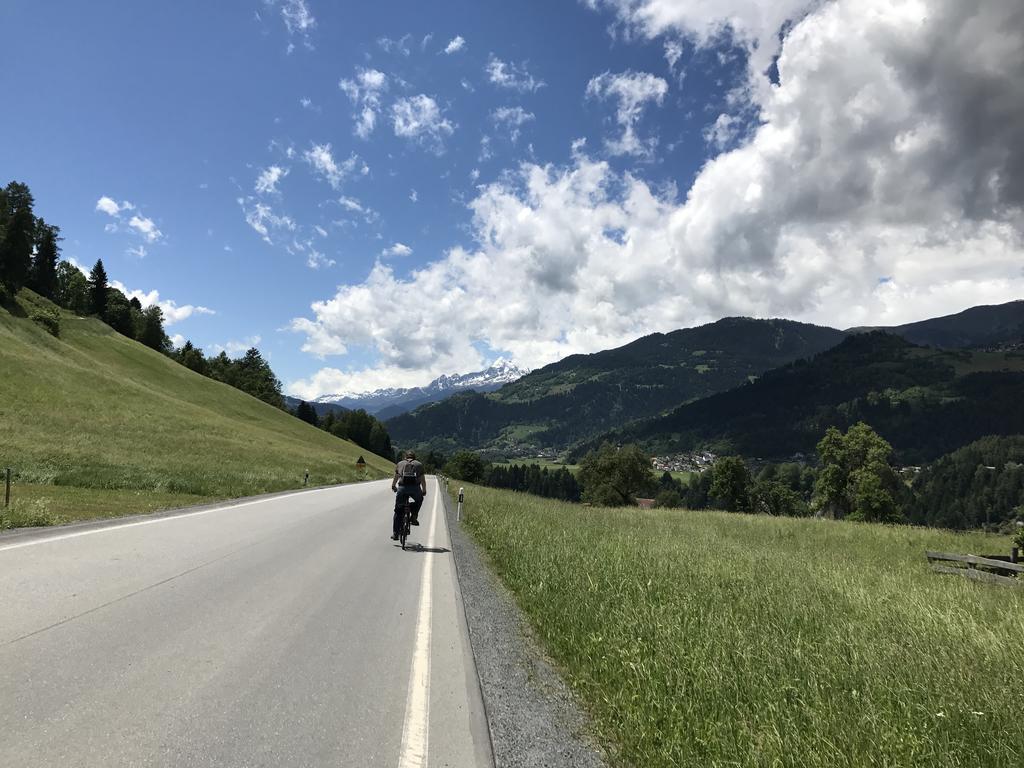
306,249 -> 335,270
289,0 -> 1024,391
486,55 -> 545,92
491,106 -> 536,144
444,35 -> 466,54
304,143 -> 366,189
127,215 -> 163,243
587,0 -> 819,94
97,195 -> 163,246
238,197 -> 297,244
264,0 -> 316,51
255,165 -> 289,194
391,95 -> 454,152
586,70 -> 668,156
382,242 -> 413,258
95,196 -> 134,217
377,34 -> 412,56
664,38 -> 684,79
339,68 -> 389,139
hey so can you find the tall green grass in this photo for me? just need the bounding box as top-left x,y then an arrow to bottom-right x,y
0,291 -> 392,523
0,484 -> 209,530
462,484 -> 1024,767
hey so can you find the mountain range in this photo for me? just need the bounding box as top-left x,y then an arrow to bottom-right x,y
386,318 -> 848,454
590,331 -> 1024,464
307,358 -> 529,418
386,300 -> 1024,460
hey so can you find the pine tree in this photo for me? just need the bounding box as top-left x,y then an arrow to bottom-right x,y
137,305 -> 168,351
320,410 -> 336,433
368,421 -> 391,457
234,348 -> 284,408
208,351 -> 235,385
30,219 -> 60,299
0,181 -> 36,292
88,259 -> 108,317
103,288 -> 134,336
176,340 -> 209,375
295,400 -> 319,426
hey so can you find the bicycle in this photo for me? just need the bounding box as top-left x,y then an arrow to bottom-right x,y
399,494 -> 413,550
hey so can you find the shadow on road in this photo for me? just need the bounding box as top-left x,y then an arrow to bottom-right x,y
393,544 -> 451,554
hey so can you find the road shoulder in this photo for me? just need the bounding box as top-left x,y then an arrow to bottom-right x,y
441,487 -> 609,768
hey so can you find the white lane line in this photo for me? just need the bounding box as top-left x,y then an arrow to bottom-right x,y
0,483 -> 373,554
398,481 -> 439,768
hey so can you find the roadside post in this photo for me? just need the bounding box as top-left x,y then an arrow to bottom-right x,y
4,467 -> 9,508
356,456 -> 366,481
457,487 -> 464,521
304,469 -> 309,486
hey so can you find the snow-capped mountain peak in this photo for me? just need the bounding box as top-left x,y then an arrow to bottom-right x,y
312,359 -> 530,415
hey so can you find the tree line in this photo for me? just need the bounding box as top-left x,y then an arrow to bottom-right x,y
426,450 -> 582,502
173,341 -> 284,408
293,401 -> 394,460
439,422 -> 1024,532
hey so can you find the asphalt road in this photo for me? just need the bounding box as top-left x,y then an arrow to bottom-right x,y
0,478 -> 493,768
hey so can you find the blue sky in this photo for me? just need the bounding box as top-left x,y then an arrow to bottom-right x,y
2,0 -> 1022,397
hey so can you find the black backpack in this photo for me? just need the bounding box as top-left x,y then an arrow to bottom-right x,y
401,461 -> 419,485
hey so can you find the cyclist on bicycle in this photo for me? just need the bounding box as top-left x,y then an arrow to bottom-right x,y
391,450 -> 426,540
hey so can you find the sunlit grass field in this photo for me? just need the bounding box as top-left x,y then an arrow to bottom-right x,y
0,483 -> 210,530
461,484 -> 1024,767
0,291 -> 392,525
494,458 -> 580,473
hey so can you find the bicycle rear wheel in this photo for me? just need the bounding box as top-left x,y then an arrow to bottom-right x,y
400,501 -> 410,549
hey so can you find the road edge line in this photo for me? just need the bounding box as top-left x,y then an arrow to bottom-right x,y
397,482 -> 439,768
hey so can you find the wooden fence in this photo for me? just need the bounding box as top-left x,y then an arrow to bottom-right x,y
926,550 -> 1024,587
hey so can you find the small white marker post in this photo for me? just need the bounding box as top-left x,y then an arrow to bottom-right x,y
457,487 -> 464,521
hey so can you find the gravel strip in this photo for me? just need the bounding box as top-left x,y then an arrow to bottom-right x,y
442,488 -> 610,768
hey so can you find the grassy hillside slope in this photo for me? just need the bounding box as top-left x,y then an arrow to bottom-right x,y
0,291 -> 391,525
461,484 -> 1022,768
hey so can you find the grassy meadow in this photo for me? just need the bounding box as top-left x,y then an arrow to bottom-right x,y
494,458 -> 580,473
0,484 -> 208,530
461,484 -> 1024,767
0,291 -> 392,526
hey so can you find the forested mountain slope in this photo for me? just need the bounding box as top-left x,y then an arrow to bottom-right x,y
387,318 -> 847,454
856,299 -> 1024,348
593,332 -> 1024,464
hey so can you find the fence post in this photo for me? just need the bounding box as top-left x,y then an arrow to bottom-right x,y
1013,547 -> 1019,564
4,467 -> 10,508
457,487 -> 464,522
